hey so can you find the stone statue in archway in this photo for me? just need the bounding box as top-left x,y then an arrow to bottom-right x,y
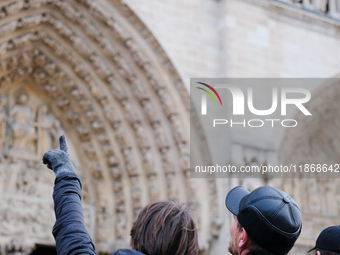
9,92 -> 36,154
36,105 -> 61,156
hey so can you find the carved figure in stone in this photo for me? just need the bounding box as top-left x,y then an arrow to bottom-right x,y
0,95 -> 6,150
96,211 -> 109,242
131,176 -> 141,206
104,105 -> 120,125
35,105 -> 55,156
70,88 -> 85,100
113,55 -> 134,79
132,123 -> 149,149
26,0 -> 53,9
113,179 -> 123,193
16,161 -> 37,195
148,174 -> 159,201
56,1 -> 81,21
57,97 -> 70,111
121,100 -> 139,123
44,62 -> 57,76
178,142 -> 189,156
10,92 -> 36,153
158,89 -> 176,117
169,115 -> 185,143
12,33 -> 39,48
110,167 -> 122,180
71,36 -> 93,57
40,34 -> 68,58
20,51 -> 32,66
180,155 -> 190,171
107,76 -> 127,100
0,20 -> 18,36
161,148 -> 174,174
98,36 -> 119,56
0,157 -> 9,192
79,17 -> 101,38
125,159 -> 137,176
141,99 -> 159,124
21,13 -> 46,29
130,78 -> 148,100
54,70 -> 67,82
133,50 -> 149,67
88,79 -> 105,101
125,39 -> 140,53
111,20 -> 131,41
0,41 -> 14,56
50,18 -> 73,38
142,148 -> 155,174
115,212 -> 126,239
153,122 -> 169,149
3,1 -> 25,15
113,123 -> 128,147
7,55 -> 18,69
79,99 -> 92,111
166,172 -> 178,199
89,54 -> 111,78
122,147 -> 137,176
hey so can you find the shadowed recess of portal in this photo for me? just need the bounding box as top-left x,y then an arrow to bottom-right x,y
29,244 -> 57,255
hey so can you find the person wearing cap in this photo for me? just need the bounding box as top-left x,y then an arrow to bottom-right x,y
308,226 -> 340,255
225,186 -> 302,255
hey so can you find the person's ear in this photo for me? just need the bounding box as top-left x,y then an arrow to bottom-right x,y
316,251 -> 321,255
238,228 -> 250,250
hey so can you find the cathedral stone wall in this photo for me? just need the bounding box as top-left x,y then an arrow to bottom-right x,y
0,0 -> 339,254
125,0 -> 340,87
123,0 -> 223,85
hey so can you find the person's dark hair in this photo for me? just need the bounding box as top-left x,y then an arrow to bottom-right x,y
130,201 -> 198,255
317,249 -> 340,255
236,221 -> 287,255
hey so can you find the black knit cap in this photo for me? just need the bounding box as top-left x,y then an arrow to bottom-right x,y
225,186 -> 302,255
308,226 -> 340,253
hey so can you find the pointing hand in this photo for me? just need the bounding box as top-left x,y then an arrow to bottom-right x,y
42,135 -> 76,177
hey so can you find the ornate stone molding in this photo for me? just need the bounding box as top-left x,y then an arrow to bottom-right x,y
0,0 -> 220,253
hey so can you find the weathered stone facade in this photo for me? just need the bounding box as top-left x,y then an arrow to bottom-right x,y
0,0 -> 219,254
0,0 -> 339,255
123,1 -> 340,255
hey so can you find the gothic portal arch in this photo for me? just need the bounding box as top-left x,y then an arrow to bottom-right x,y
278,78 -> 340,248
0,1 -> 220,254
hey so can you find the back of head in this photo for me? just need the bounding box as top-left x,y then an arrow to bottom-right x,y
130,201 -> 198,255
309,226 -> 340,255
226,186 -> 302,255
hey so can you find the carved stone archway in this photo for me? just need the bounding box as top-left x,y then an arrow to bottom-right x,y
0,1 -> 220,254
278,78 -> 340,249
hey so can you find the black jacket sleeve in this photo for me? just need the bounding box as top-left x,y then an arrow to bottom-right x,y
111,249 -> 145,255
52,172 -> 96,255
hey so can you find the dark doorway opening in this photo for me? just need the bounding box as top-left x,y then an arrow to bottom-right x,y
29,244 -> 57,255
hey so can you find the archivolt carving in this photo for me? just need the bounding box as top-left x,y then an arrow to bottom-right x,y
0,0 -> 220,253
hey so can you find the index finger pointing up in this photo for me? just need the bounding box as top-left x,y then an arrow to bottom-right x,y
59,135 -> 68,153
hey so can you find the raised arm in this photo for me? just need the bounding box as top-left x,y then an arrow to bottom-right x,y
43,136 -> 96,255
